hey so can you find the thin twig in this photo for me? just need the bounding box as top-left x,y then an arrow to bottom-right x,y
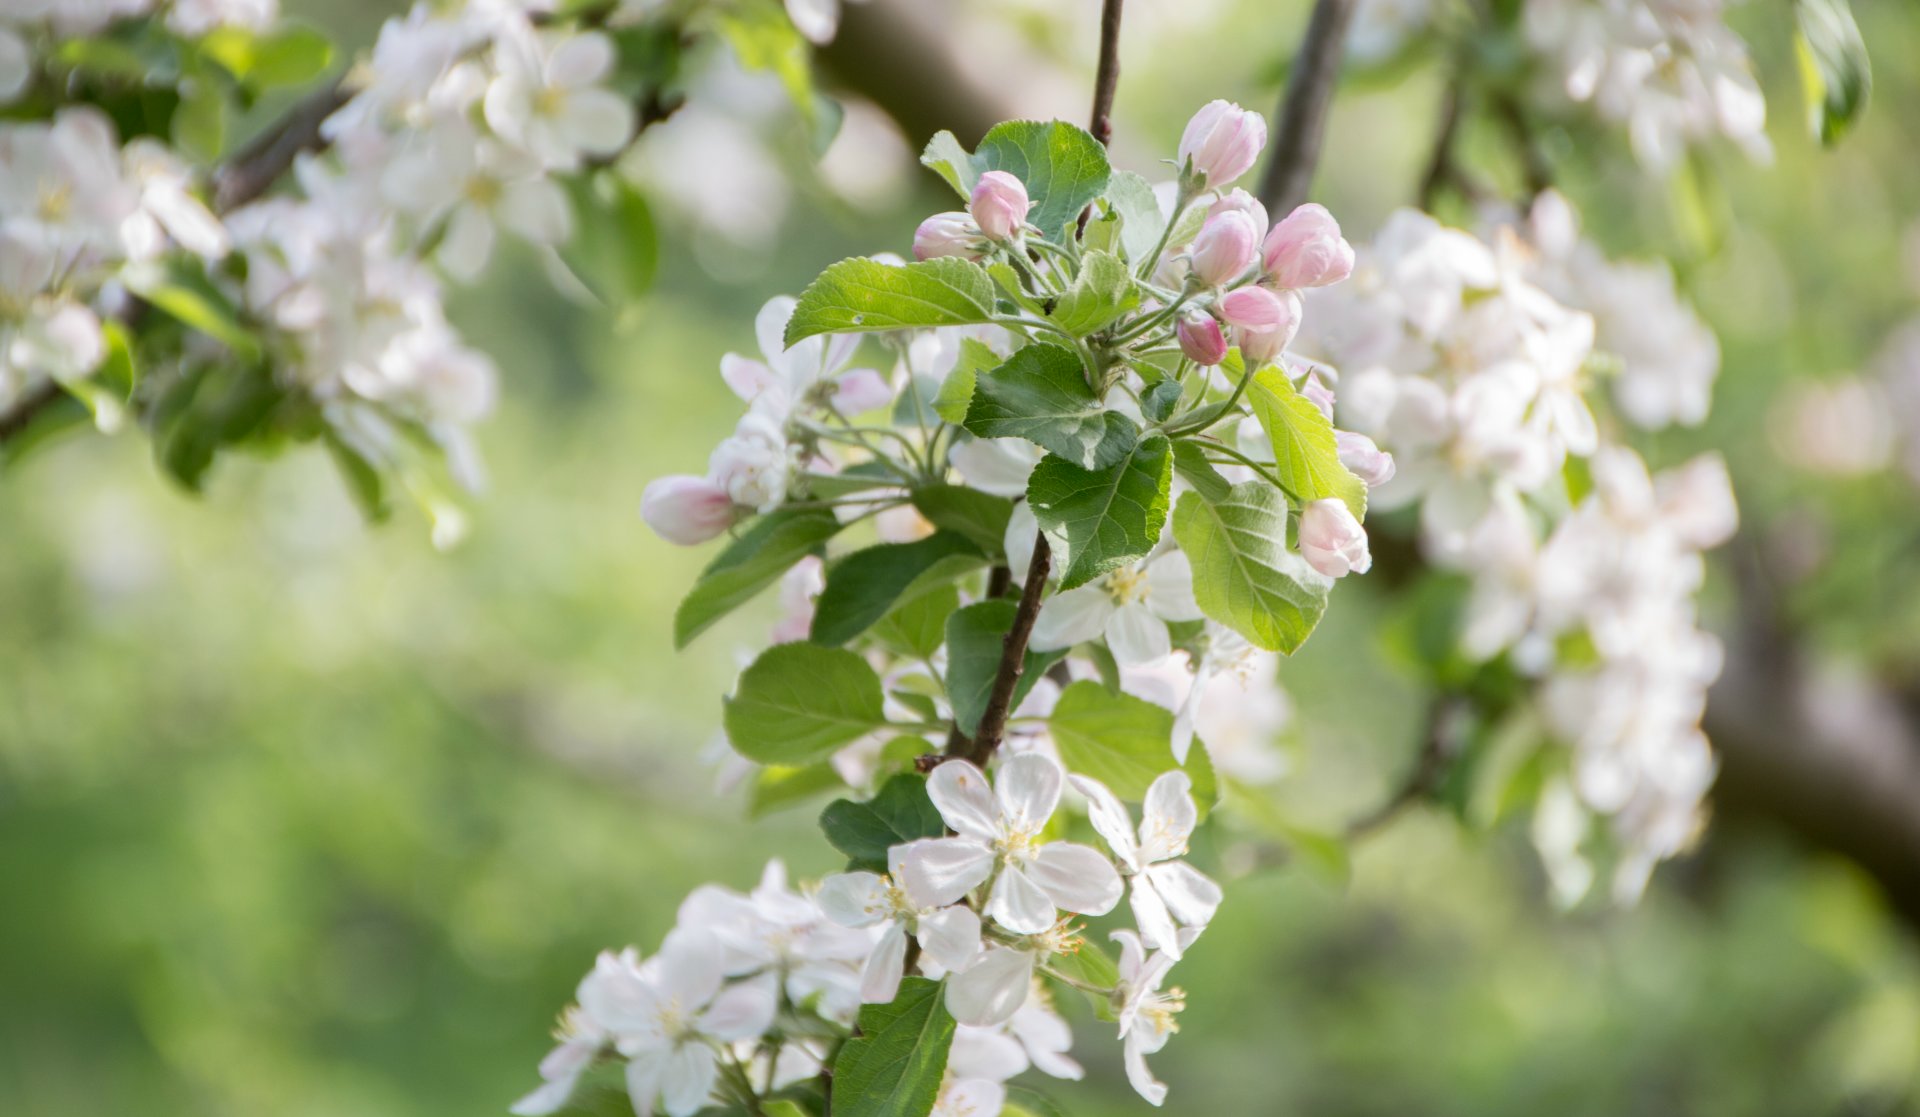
211,78 -> 351,213
1257,0 -> 1358,214
1492,92 -> 1552,203
1088,0 -> 1125,147
1416,81 -> 1464,212
955,536 -> 1052,765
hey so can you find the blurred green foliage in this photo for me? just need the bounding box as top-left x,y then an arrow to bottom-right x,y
6,0 -> 1920,1115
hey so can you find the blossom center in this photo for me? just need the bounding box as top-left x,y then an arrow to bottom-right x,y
1103,565 -> 1148,606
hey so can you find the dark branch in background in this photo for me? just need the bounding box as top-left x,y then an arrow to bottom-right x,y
1416,82 -> 1465,212
1492,92 -> 1551,204
1257,0 -> 1357,214
1088,0 -> 1125,147
0,380 -> 62,443
817,2 -> 1017,148
211,77 -> 351,214
1345,695 -> 1463,839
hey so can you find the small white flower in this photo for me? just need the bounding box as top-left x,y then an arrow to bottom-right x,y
1072,770 -> 1222,959
817,856 -> 982,1005
1029,551 -> 1204,666
485,25 -> 635,171
1112,929 -> 1186,1107
721,295 -> 888,422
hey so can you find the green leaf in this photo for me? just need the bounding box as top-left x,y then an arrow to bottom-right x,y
724,644 -> 888,766
1046,939 -> 1121,1019
810,533 -> 983,647
945,601 -> 1068,737
830,977 -> 956,1117
1171,438 -> 1232,502
717,5 -> 821,133
150,361 -> 287,491
1171,483 -> 1330,655
172,79 -> 228,161
562,171 -> 659,306
1141,378 -> 1183,424
749,763 -> 847,818
912,485 -> 1014,553
1003,1087 -> 1071,1117
972,120 -> 1112,238
1102,170 -> 1165,266
963,344 -> 1136,470
124,260 -> 262,361
1026,434 -> 1172,591
199,23 -> 335,87
785,257 -> 997,346
674,509 -> 842,648
1047,681 -> 1215,806
819,774 -> 947,872
1245,366 -> 1367,519
871,581 -> 963,660
1795,0 -> 1871,146
1047,250 -> 1139,337
931,338 -> 999,424
919,130 -> 977,200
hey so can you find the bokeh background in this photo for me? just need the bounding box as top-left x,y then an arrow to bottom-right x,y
6,0 -> 1920,1114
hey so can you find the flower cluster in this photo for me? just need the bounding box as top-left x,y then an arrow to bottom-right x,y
621,99 -> 1375,1109
0,1 -> 277,104
1295,200 -> 1737,903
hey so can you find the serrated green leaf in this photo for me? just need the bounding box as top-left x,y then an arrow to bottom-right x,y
1171,438 -> 1232,502
919,130 -> 976,200
1047,250 -> 1138,337
945,601 -> 1068,736
674,509 -> 842,648
1172,483 -> 1330,655
1047,681 -> 1215,808
912,485 -> 1014,553
871,581 -> 963,660
972,120 -> 1112,237
987,261 -> 1048,317
830,977 -> 956,1117
819,774 -> 946,871
724,644 -> 888,765
1795,0 -> 1871,146
810,532 -> 984,647
786,257 -> 997,346
1026,434 -> 1172,591
1141,378 -> 1183,424
963,344 -> 1136,470
1246,367 -> 1367,519
931,338 -> 999,424
1102,171 -> 1165,266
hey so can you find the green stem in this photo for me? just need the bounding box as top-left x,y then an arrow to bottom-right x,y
1203,440 -> 1305,504
1135,186 -> 1195,280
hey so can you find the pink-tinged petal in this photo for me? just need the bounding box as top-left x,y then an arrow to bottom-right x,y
986,865 -> 1058,934
1138,771 -> 1197,862
927,761 -> 999,840
1029,843 -> 1122,915
946,947 -> 1035,1027
1142,860 -> 1223,929
1068,773 -> 1140,871
859,923 -> 908,1004
917,905 -> 983,973
719,354 -> 781,404
995,752 -> 1063,832
639,475 -> 734,545
897,837 -> 994,906
1129,876 -> 1184,961
831,367 -> 894,414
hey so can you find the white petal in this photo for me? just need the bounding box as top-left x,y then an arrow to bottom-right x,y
1028,843 -> 1123,915
927,760 -> 999,840
897,837 -> 994,906
784,0 -> 840,43
941,1078 -> 1007,1117
700,973 -> 778,1040
499,178 -> 574,245
948,1029 -> 1029,1083
0,29 -> 29,102
1068,773 -> 1140,871
1106,602 -> 1171,666
1142,860 -> 1223,929
1138,770 -> 1196,862
511,1074 -> 580,1117
859,923 -> 908,1004
1123,1034 -> 1169,1106
548,31 -> 616,87
917,905 -> 983,973
438,204 -> 495,282
1129,876 -> 1184,960
1029,586 -> 1112,651
994,752 -> 1063,833
559,87 -> 636,156
720,354 -> 781,405
986,865 -> 1058,934
816,871 -> 890,927
658,1043 -> 717,1117
754,296 -> 799,365
1146,552 -> 1204,621
946,948 -> 1035,1027
652,931 -> 725,1010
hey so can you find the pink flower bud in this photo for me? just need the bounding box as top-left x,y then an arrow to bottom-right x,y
1302,373 -> 1335,419
1298,498 -> 1371,578
1188,210 -> 1261,287
1178,100 -> 1266,188
1207,188 -> 1270,238
640,474 -> 735,545
1335,430 -> 1396,488
1262,203 -> 1354,289
1219,286 -> 1301,365
914,211 -> 979,261
969,171 -> 1030,242
1176,310 -> 1228,366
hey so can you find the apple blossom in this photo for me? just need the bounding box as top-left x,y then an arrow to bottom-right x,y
1299,498 -> 1372,578
969,170 -> 1031,242
1336,430 -> 1396,488
1111,929 -> 1186,1106
1177,99 -> 1266,189
1219,285 -> 1300,364
817,859 -> 982,1004
484,26 -> 635,172
1073,770 -> 1223,959
1262,203 -> 1354,289
1176,310 -> 1229,367
640,475 -> 735,545
915,211 -> 981,260
1188,209 -> 1261,287
1029,551 -> 1203,666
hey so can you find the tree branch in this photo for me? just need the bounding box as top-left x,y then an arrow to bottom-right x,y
816,2 -> 1017,149
1088,0 -> 1125,147
954,536 -> 1052,765
1345,695 -> 1462,839
1257,0 -> 1357,214
211,78 -> 351,214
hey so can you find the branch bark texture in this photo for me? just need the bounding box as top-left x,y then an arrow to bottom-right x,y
1257,0 -> 1357,214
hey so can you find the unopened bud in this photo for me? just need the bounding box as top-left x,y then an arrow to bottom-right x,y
1262,203 -> 1354,289
914,211 -> 979,261
1178,100 -> 1267,189
1219,285 -> 1300,365
1298,498 -> 1371,578
1176,310 -> 1229,366
640,474 -> 735,545
1188,210 -> 1261,287
1335,430 -> 1396,488
969,171 -> 1031,242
